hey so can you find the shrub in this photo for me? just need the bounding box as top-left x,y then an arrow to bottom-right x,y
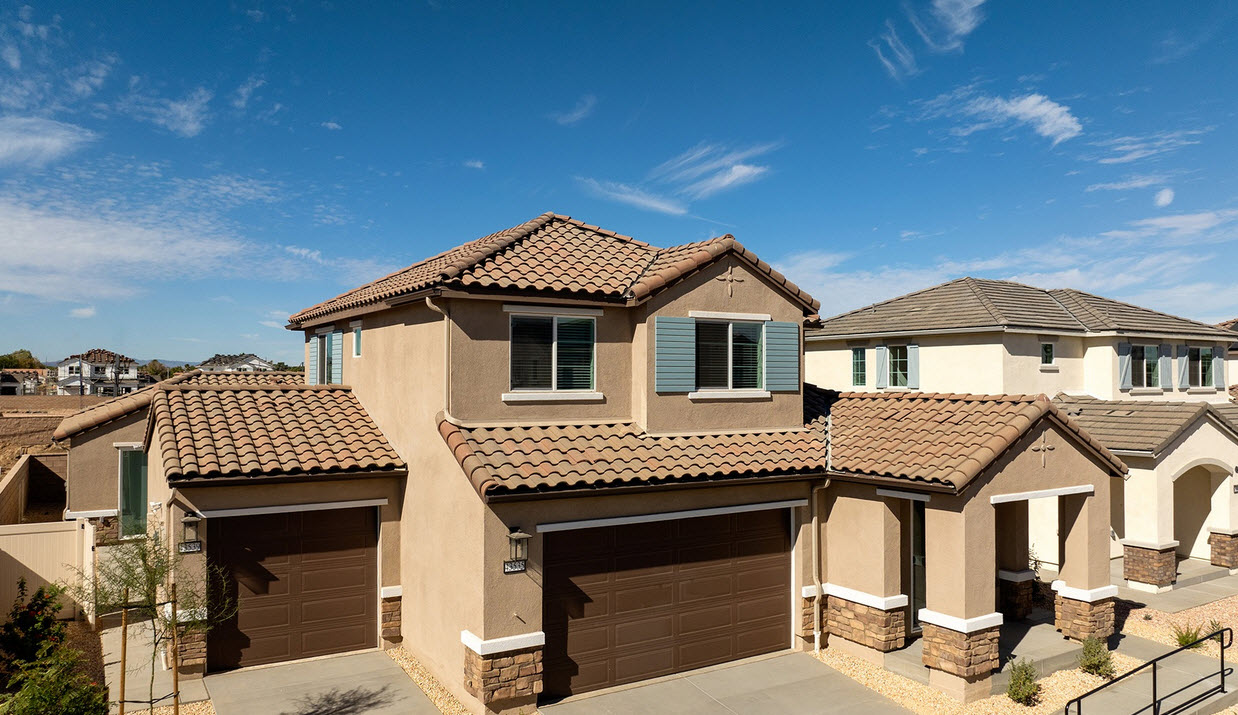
1007,658 -> 1040,706
1173,622 -> 1204,648
0,643 -> 108,715
1209,618 -> 1225,642
0,579 -> 66,684
1078,637 -> 1115,679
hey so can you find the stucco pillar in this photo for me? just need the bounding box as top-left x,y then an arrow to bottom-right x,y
995,502 -> 1033,620
1121,464 -> 1179,591
920,498 -> 1001,703
1053,493 -> 1117,641
1208,470 -> 1238,570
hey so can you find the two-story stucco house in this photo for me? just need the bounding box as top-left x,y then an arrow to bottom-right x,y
196,353 -> 276,372
56,348 -> 141,396
53,216 -> 1123,710
805,277 -> 1238,593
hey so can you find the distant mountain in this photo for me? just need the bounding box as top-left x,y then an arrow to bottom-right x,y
137,359 -> 196,368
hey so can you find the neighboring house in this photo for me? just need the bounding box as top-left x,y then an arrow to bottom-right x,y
197,353 -> 276,372
0,369 -> 48,395
56,349 -> 141,396
805,277 -> 1238,402
805,277 -> 1238,594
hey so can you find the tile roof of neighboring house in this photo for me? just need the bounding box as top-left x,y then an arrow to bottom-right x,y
1054,393 -> 1238,455
149,384 -> 404,483
437,386 -> 1124,498
1217,318 -> 1238,331
809,277 -> 1236,339
198,353 -> 265,368
64,348 -> 137,365
817,387 -> 1125,490
289,212 -> 819,327
53,370 -> 305,440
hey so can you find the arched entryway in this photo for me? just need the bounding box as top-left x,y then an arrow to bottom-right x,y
1172,463 -> 1227,561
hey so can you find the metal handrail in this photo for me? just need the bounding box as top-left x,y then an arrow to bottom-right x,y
1065,628 -> 1233,715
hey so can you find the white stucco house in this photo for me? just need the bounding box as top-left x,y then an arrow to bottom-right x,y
56,348 -> 140,396
196,353 -> 276,372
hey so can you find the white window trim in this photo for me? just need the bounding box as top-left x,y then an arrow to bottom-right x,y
351,320 -> 362,358
501,391 -> 604,402
508,314 -> 597,394
537,499 -> 807,533
1187,346 -> 1215,388
688,389 -> 771,401
503,304 -> 603,317
116,446 -> 146,539
1130,344 -> 1159,389
851,347 -> 866,388
1040,342 -> 1056,366
886,344 -> 910,388
688,310 -> 771,322
695,319 -> 765,392
198,498 -> 388,519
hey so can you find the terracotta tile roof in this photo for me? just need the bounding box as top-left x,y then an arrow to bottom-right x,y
149,384 -> 404,483
289,213 -> 819,327
198,353 -> 266,368
1054,393 -> 1238,455
64,348 -> 136,365
1218,318 -> 1238,332
53,370 -> 305,440
810,277 -> 1235,339
815,386 -> 1125,490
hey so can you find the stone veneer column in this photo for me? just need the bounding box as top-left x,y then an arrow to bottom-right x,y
461,631 -> 544,712
800,594 -> 826,650
87,514 -> 119,545
826,592 -> 906,652
1209,530 -> 1238,569
997,569 -> 1035,621
1052,582 -> 1118,641
920,621 -> 1001,679
381,595 -> 402,644
175,628 -> 207,677
1122,542 -> 1178,590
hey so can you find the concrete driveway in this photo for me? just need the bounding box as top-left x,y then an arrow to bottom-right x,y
206,650 -> 439,715
540,651 -> 910,715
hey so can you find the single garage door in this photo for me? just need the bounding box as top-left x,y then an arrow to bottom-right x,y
207,507 -> 378,670
542,508 -> 791,698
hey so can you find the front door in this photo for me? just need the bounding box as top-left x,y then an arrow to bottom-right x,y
909,500 -> 926,632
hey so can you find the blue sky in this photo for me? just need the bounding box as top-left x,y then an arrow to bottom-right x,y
1,1 -> 1236,364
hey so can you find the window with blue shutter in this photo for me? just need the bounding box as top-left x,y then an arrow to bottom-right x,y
906,343 -> 920,390
655,317 -> 696,392
1159,344 -> 1172,389
330,330 -> 343,384
875,345 -> 889,389
1214,346 -> 1227,390
1178,345 -> 1190,389
307,336 -> 319,385
1118,342 -> 1132,390
764,321 -> 799,392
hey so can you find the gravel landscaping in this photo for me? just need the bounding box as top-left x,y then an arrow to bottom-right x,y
813,645 -> 1143,715
1117,594 -> 1238,658
387,647 -> 470,715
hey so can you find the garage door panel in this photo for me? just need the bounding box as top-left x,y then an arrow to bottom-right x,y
241,634 -> 294,665
235,602 -> 291,630
300,535 -> 373,560
543,508 -> 791,698
301,563 -> 372,593
300,593 -> 372,623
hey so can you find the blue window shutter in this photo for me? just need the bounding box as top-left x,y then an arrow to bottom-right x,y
763,321 -> 800,392
307,337 -> 319,385
331,330 -> 343,384
1159,344 -> 1172,388
1118,342 -> 1132,390
654,317 -> 695,392
1178,345 -> 1190,389
907,343 -> 920,390
875,345 -> 889,389
1214,346 -> 1227,390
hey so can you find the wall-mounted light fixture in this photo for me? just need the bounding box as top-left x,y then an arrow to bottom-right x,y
504,527 -> 531,574
178,512 -> 202,554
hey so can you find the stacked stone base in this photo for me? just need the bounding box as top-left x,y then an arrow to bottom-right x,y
800,596 -> 827,649
826,595 -> 905,652
1209,532 -> 1238,569
87,515 -> 119,545
381,595 -> 402,644
175,629 -> 207,677
921,623 -> 999,679
1055,595 -> 1115,641
998,578 -> 1034,621
1123,544 -> 1176,587
464,646 -> 542,712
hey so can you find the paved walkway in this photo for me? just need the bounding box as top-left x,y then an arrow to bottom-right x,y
1068,634 -> 1238,715
207,650 -> 439,715
540,651 -> 910,714
101,620 -> 209,714
1045,560 -> 1238,613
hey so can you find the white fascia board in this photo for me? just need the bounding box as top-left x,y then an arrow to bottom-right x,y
990,485 -> 1093,505
1051,580 -> 1119,603
502,304 -> 603,317
688,310 -> 771,322
198,498 -> 388,519
875,488 -> 931,502
806,326 -> 1009,342
460,629 -> 545,656
537,499 -> 807,533
918,609 -> 1003,634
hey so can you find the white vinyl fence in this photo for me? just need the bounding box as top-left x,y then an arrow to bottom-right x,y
0,518 -> 94,619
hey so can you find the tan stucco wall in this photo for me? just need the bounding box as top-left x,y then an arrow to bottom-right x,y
823,482 -> 901,598
65,412 -> 147,513
804,333 -> 1006,395
1001,333 -> 1084,396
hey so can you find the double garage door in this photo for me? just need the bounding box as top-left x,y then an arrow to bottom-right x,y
207,507 -> 378,671
542,508 -> 792,698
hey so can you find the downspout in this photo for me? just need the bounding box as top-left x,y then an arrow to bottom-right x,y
812,410 -> 833,653
425,297 -> 455,421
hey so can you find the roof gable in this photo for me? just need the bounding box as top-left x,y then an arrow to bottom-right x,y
1055,393 -> 1238,455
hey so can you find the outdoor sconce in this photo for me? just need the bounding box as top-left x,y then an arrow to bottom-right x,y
504,528 -> 531,574
178,513 -> 202,554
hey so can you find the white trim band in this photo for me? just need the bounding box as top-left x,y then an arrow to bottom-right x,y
65,508 -> 118,519
502,304 -> 603,317
998,569 -> 1036,583
501,391 -> 604,403
990,485 -> 1093,505
198,498 -> 388,519
460,629 -> 545,656
876,488 -> 931,502
798,583 -> 908,611
538,499 -> 807,533
1210,527 -> 1238,536
688,310 -> 772,322
380,586 -> 402,599
1120,538 -> 1180,551
1051,580 -> 1119,603
688,390 -> 771,401
917,609 -> 1004,634
113,442 -> 143,449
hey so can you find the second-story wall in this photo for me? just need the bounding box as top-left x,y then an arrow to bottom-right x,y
1000,333 -> 1085,396
805,333 -> 1006,396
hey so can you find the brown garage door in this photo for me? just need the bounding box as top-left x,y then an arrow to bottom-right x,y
207,507 -> 378,670
542,508 -> 791,698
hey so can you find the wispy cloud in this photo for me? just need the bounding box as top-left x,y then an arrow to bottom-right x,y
1085,174 -> 1167,192
1091,129 -> 1209,164
548,94 -> 597,126
915,86 -> 1082,145
68,305 -> 95,319
117,81 -> 213,137
463,159 -> 485,170
321,121 -> 342,130
0,116 -> 95,166
869,22 -> 919,80
1154,188 -> 1175,207
231,75 -> 265,110
281,245 -> 399,286
873,0 -> 987,79
578,178 -> 687,216
1100,210 -> 1238,242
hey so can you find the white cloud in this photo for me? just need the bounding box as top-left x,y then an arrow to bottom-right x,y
2,45 -> 18,70
282,245 -> 400,286
682,164 -> 768,199
869,21 -> 918,80
1154,188 -> 1175,207
0,116 -> 96,166
908,0 -> 987,52
231,75 -> 265,109
915,86 -> 1081,145
117,83 -> 213,137
578,178 -> 687,216
548,94 -> 597,126
1092,129 -> 1208,164
68,305 -> 95,319
1085,174 -> 1166,192
463,159 -> 485,170
321,121 -> 342,130
1100,210 -> 1238,241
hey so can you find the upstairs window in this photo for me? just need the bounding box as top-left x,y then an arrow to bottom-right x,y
695,321 -> 763,390
510,315 -> 595,391
1189,347 -> 1214,387
888,345 -> 909,388
851,348 -> 866,387
118,448 -> 147,538
1040,343 -> 1055,365
1130,345 -> 1158,388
